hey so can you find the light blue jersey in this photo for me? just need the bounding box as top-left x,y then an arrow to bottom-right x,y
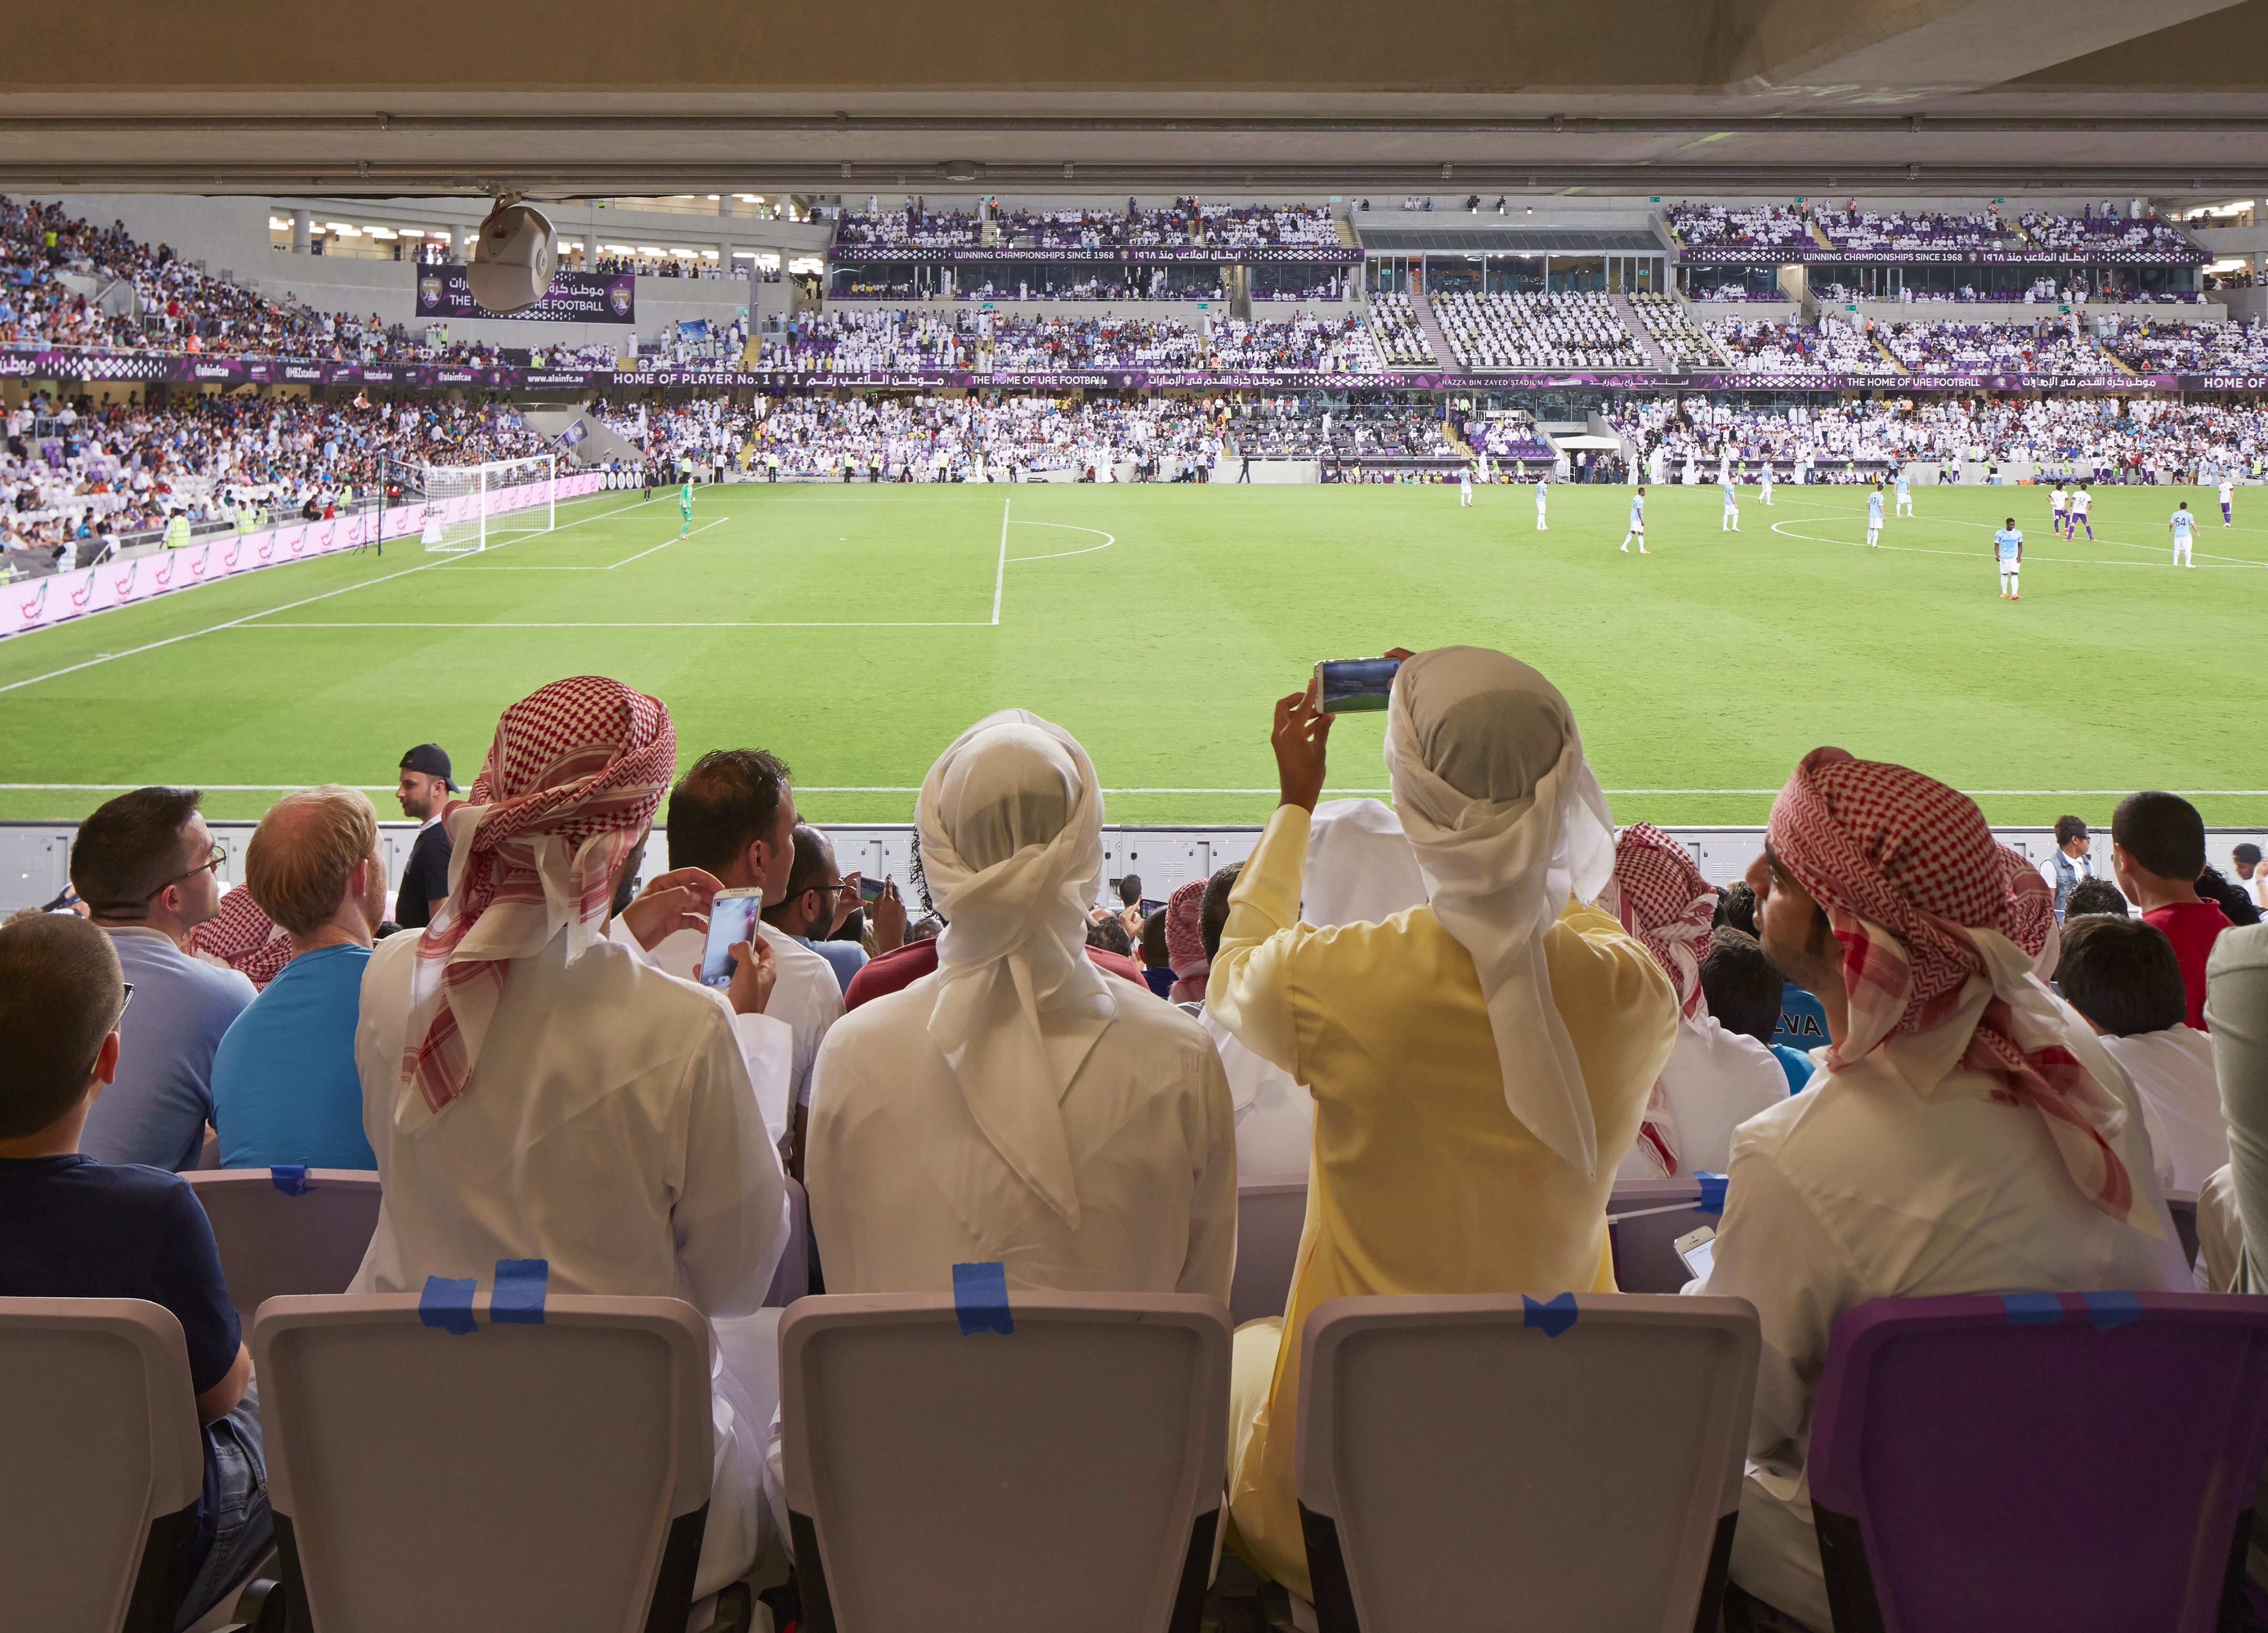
2171,508 -> 2195,539
1994,528 -> 2023,562
1721,478 -> 1736,504
1895,472 -> 1909,496
1867,491 -> 1884,522
1629,494 -> 1645,528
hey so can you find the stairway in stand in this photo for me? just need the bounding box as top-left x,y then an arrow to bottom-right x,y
1406,289 -> 1458,368
1610,293 -> 1671,369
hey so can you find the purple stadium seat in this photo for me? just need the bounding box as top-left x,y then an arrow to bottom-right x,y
1805,1292 -> 2268,1633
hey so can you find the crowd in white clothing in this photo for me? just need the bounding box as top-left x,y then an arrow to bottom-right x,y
1431,290 -> 1642,370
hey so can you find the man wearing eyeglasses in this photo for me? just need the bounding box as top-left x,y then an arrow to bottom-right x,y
759,824 -> 888,996
67,786 -> 255,1171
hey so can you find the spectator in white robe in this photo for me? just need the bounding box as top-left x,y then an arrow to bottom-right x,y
649,749 -> 843,1167
2055,912 -> 2228,1193
1706,748 -> 2188,1630
803,707 -> 1237,1297
1199,799 -> 1429,1181
1605,823 -> 1786,1179
2210,923 -> 2268,1291
351,677 -> 790,1600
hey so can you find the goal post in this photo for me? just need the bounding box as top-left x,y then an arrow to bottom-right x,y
413,455 -> 559,553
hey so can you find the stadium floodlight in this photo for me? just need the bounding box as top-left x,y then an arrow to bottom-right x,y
403,455 -> 559,554
466,196 -> 558,314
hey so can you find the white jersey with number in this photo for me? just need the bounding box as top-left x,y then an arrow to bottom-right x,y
2073,491 -> 2092,515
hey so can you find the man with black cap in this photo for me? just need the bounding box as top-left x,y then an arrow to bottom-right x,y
391,744 -> 457,929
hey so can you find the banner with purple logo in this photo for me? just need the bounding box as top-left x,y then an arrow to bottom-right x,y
833,244 -> 1360,266
413,265 -> 637,324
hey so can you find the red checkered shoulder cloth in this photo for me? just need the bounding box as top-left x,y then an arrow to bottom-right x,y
1997,843 -> 2060,976
1768,747 -> 2147,1229
398,677 -> 676,1123
1166,877 -> 1209,1004
187,886 -> 293,989
1605,823 -> 1717,1176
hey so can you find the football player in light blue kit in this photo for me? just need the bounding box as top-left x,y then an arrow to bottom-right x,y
2169,499 -> 2197,566
1534,472 -> 1549,530
1721,471 -> 1741,532
1866,481 -> 1885,547
1894,468 -> 1912,518
1994,515 -> 2024,599
1620,485 -> 1648,554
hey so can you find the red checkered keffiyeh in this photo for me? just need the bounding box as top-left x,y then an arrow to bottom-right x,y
1605,823 -> 1718,1176
399,677 -> 676,1121
1767,747 -> 2147,1230
1166,877 -> 1209,1004
1998,843 -> 2061,976
187,886 -> 293,989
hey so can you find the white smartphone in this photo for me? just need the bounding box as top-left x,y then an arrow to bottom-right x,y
699,888 -> 765,989
1674,1225 -> 1717,1282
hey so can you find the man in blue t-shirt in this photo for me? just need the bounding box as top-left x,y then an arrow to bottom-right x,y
1994,517 -> 2023,599
212,787 -> 387,1170
0,914 -> 271,1626
70,786 -> 256,1171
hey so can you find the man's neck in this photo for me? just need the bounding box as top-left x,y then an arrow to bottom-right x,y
288,918 -> 372,957
92,911 -> 188,943
0,1101 -> 89,1160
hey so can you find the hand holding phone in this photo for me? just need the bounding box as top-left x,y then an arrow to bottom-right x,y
1674,1225 -> 1717,1282
1314,656 -> 1403,715
699,888 -> 766,989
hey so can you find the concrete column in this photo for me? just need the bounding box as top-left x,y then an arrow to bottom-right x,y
719,237 -> 733,281
291,209 -> 310,254
438,224 -> 456,259
719,195 -> 734,218
585,227 -> 598,269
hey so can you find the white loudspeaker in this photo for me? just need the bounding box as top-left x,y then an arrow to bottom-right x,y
465,202 -> 557,314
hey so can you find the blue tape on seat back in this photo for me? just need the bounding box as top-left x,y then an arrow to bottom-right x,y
270,1165 -> 310,1196
1522,1293 -> 1579,1337
2000,1292 -> 2065,1325
951,1261 -> 1015,1335
419,1275 -> 478,1336
2080,1290 -> 2141,1331
491,1259 -> 549,1325
1694,1172 -> 1728,1215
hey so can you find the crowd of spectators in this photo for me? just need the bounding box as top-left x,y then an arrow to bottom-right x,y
832,198 -> 1341,253
7,648 -> 2260,1633
2021,211 -> 2204,259
1364,293 -> 1437,366
1431,291 -> 1641,370
1666,199 -> 2201,263
2104,317 -> 2268,374
1664,204 -> 1818,252
753,309 -> 1380,375
1812,207 -> 2023,255
1876,319 -> 2123,375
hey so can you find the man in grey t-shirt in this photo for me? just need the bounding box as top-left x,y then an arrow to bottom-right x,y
70,786 -> 255,1170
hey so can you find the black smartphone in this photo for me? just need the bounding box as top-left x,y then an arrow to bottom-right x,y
1315,656 -> 1403,714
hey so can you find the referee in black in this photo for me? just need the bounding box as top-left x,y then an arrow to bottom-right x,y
391,743 -> 458,929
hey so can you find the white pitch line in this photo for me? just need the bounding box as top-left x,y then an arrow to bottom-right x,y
1006,520 -> 1116,562
0,491 -> 664,696
1767,516 -> 2265,568
233,620 -> 995,629
607,515 -> 728,570
991,494 -> 1010,625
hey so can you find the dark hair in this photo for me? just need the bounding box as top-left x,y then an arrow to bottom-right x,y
1713,881 -> 1759,938
70,786 -> 203,918
1700,928 -> 1784,1046
761,824 -> 834,927
1085,915 -> 1133,956
1118,873 -> 1142,908
906,914 -> 944,944
664,750 -> 791,876
1200,863 -> 1243,963
2054,815 -> 2089,848
2197,866 -> 2262,928
1140,908 -> 1169,969
2112,790 -> 2206,881
0,914 -> 124,1138
2054,915 -> 2185,1037
2004,516 -> 2017,529
2062,877 -> 2129,919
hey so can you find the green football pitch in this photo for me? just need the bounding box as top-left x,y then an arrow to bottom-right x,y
3,478 -> 2262,831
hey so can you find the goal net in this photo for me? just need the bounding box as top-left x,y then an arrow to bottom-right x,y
415,455 -> 559,553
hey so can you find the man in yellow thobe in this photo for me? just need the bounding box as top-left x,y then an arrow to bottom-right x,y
1208,645 -> 1680,1597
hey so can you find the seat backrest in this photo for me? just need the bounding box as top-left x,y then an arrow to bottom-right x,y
764,1176 -> 809,1308
2164,1188 -> 2201,1271
184,1169 -> 382,1330
1296,1293 -> 1759,1633
1608,1177 -> 1715,1295
781,1289 -> 1231,1633
0,1298 -> 206,1633
1230,1178 -> 1309,1325
252,1290 -> 713,1633
1807,1292 -> 2268,1633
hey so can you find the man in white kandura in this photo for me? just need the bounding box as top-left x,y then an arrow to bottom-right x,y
350,677 -> 791,1599
1620,484 -> 1648,555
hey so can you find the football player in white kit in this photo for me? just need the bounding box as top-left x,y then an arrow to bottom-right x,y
1620,486 -> 1648,555
2070,481 -> 2093,540
2221,472 -> 2235,526
1894,468 -> 1912,517
1534,472 -> 1548,531
1866,481 -> 1885,547
2170,500 -> 2197,565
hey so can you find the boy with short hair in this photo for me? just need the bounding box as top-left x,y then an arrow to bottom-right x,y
0,914 -> 271,1625
2112,789 -> 2233,1030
